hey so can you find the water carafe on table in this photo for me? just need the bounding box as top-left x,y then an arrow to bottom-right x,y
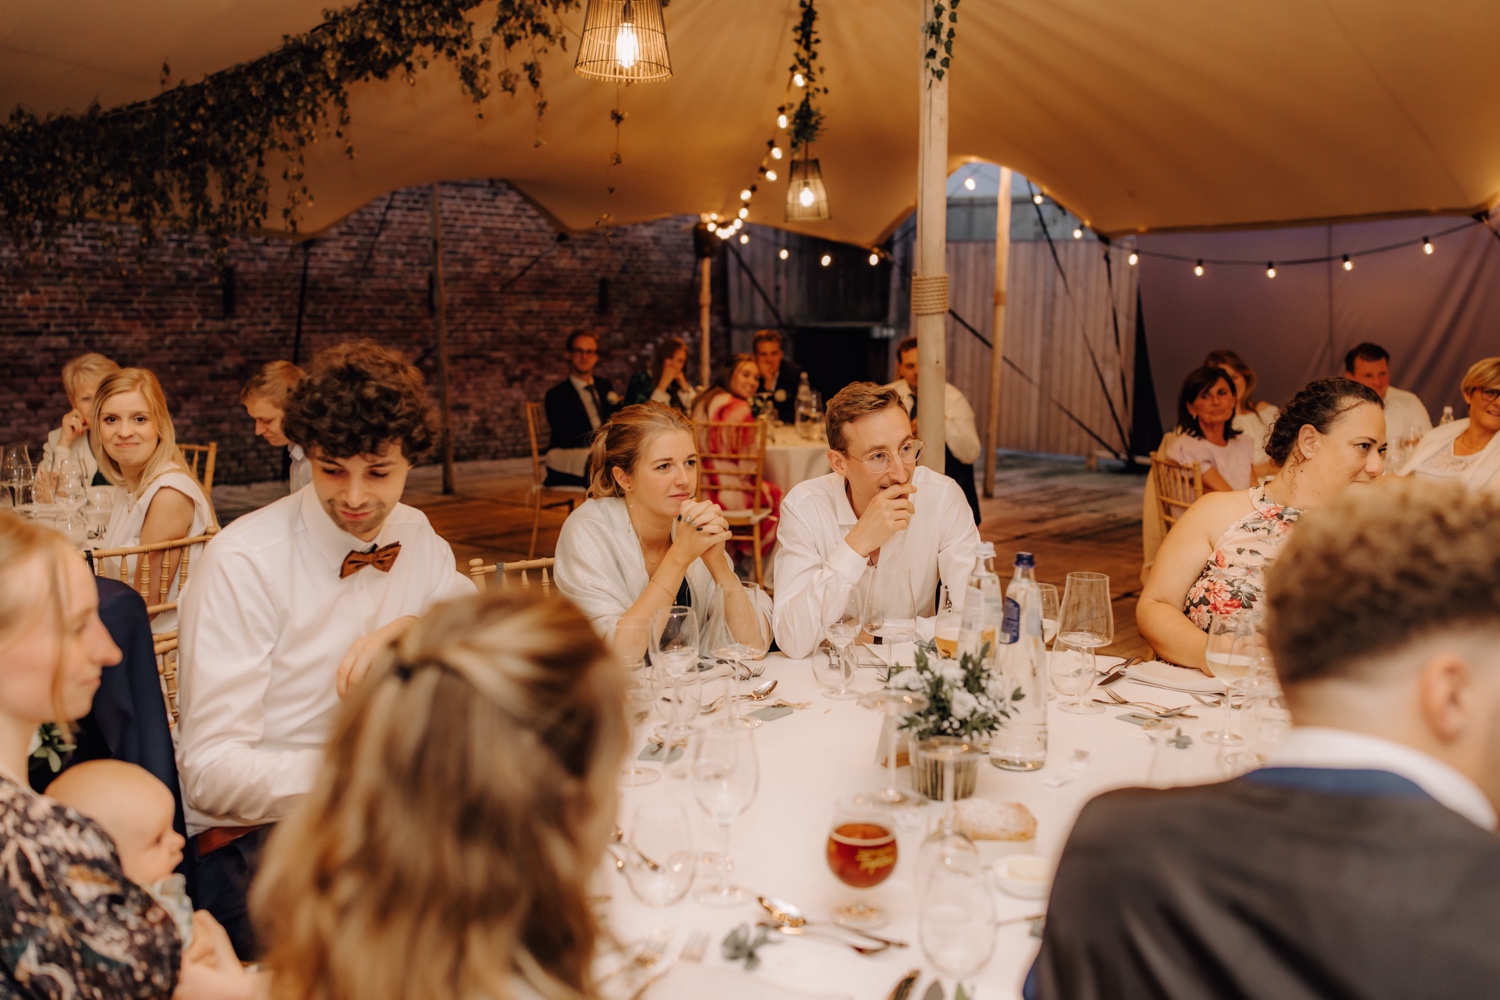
990,552 -> 1048,771
794,372 -> 818,439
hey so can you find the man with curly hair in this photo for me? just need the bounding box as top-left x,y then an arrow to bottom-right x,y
176,340 -> 474,958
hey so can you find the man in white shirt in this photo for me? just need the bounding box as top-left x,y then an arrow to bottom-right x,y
178,340 -> 473,957
240,359 -> 311,493
1028,476 -> 1500,1000
1344,341 -> 1432,452
887,336 -> 983,525
772,382 -> 979,658
543,330 -> 618,486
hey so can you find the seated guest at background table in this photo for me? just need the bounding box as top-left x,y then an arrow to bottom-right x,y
1203,348 -> 1279,468
691,354 -> 782,565
772,382 -> 979,659
753,328 -> 805,425
1400,357 -> 1500,494
625,335 -> 697,412
39,351 -> 118,488
1344,340 -> 1432,459
1138,377 -> 1383,671
888,335 -> 983,525
1030,476 -> 1500,1000
0,515 -> 246,999
239,360 -> 310,493
254,591 -> 627,1000
554,402 -> 769,641
92,368 -> 216,635
1162,365 -> 1257,492
176,340 -> 473,959
544,329 -> 619,487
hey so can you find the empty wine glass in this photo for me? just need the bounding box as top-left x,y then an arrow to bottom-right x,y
856,689 -> 929,810
1235,667 -> 1290,768
52,458 -> 88,510
614,618 -> 661,787
1050,642 -> 1103,714
649,606 -> 700,749
623,803 -> 696,907
2,445 -> 33,507
1202,612 -> 1257,747
863,563 -> 919,672
689,725 -> 759,907
1058,571 -> 1114,679
1037,583 -> 1061,646
709,582 -> 772,728
918,864 -> 997,991
818,581 -> 861,700
912,737 -> 982,902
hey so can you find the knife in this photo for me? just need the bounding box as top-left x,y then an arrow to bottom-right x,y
885,969 -> 920,1000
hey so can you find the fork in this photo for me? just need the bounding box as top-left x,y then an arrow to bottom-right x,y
601,927 -> 673,986
1101,687 -> 1193,718
627,930 -> 708,1000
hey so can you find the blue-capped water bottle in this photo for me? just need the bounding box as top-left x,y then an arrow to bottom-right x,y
990,552 -> 1048,770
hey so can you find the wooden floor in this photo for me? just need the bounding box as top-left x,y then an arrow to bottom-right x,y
214,454 -> 1152,660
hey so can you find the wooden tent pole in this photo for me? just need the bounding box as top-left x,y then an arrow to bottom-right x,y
698,257 -> 712,389
431,182 -> 456,495
913,9 -> 950,472
984,166 -> 1013,497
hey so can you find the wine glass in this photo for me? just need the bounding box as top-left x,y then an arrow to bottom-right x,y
689,725 -> 759,907
1050,642 -> 1103,714
826,797 -> 899,928
1202,612 -> 1257,746
856,689 -> 929,810
2,445 -> 33,507
1057,571 -> 1114,679
933,583 -> 963,659
918,864 -> 997,991
709,582 -> 772,728
649,606 -> 700,748
1235,667 -> 1290,768
614,618 -> 661,787
622,803 -> 696,907
1037,583 -> 1060,646
81,487 -> 113,540
52,458 -> 88,510
912,737 -> 982,902
817,581 -> 861,700
863,564 -> 919,673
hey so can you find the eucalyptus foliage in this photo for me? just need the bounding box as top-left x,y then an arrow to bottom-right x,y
0,0 -> 578,260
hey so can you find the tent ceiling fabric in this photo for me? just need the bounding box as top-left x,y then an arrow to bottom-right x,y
4,1 -> 1499,244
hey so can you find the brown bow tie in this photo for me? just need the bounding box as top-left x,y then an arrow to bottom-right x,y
340,542 -> 401,579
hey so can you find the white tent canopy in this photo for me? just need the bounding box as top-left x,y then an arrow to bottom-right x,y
4,1 -> 1499,245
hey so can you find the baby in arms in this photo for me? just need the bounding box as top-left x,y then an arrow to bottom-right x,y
49,760 -> 194,945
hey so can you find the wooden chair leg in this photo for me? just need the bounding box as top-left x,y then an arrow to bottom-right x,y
752,525 -> 764,587
530,494 -> 543,560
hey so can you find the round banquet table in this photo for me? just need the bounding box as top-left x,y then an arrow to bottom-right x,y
764,425 -> 832,493
604,652 -> 1227,1000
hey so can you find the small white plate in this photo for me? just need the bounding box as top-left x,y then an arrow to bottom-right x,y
992,853 -> 1052,899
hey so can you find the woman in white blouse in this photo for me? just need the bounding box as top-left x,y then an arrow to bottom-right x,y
91,368 -> 216,631
554,402 -> 768,643
1401,357 -> 1500,494
1204,349 -> 1280,468
1164,366 -> 1257,492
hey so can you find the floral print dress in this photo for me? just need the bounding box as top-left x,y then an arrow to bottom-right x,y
1183,487 -> 1302,629
0,773 -> 179,998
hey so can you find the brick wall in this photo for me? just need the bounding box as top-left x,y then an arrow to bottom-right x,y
0,180 -> 729,484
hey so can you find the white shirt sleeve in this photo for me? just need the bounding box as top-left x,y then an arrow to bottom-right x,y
935,480 -> 982,598
944,384 -> 982,465
770,495 -> 871,659
176,542 -> 322,827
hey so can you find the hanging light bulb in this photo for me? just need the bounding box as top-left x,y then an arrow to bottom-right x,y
868,252 -> 880,265
1423,236 -> 1434,254
777,113 -> 788,129
1194,260 -> 1205,277
1072,225 -> 1083,240
1032,192 -> 1044,205
739,234 -> 750,244
574,0 -> 671,82
1342,255 -> 1353,271
793,72 -> 806,87
778,248 -> 789,260
820,253 -> 832,266
709,212 -> 718,221
740,188 -> 752,201
717,226 -> 733,240
706,222 -> 717,233
963,177 -> 976,191
798,184 -> 815,207
771,146 -> 784,160
765,169 -> 778,182
1266,262 -> 1277,278
1127,251 -> 1139,266
738,206 -> 749,219
785,152 -> 829,221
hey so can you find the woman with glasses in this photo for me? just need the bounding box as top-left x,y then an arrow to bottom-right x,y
770,382 -> 980,658
1400,358 -> 1500,493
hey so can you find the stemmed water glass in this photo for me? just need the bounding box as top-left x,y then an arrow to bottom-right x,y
816,581 -> 861,700
1231,665 -> 1290,770
622,803 -> 696,907
1050,642 -> 1104,714
863,563 -> 919,674
614,618 -> 662,786
1202,612 -> 1258,747
912,738 -> 982,900
2,446 -> 32,507
708,582 -> 772,728
1058,571 -> 1114,678
649,606 -> 701,749
1037,583 -> 1060,646
689,724 -> 759,907
856,688 -> 929,810
52,458 -> 88,510
918,862 -> 997,993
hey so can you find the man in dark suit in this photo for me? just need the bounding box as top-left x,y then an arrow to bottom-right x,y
1029,476 -> 1500,1000
544,330 -> 618,487
752,328 -> 805,425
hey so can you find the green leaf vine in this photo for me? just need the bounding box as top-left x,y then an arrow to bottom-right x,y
924,0 -> 961,85
779,0 -> 828,152
0,0 -> 580,262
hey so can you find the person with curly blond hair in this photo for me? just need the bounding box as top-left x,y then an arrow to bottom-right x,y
254,590 -> 628,1000
176,340 -> 473,958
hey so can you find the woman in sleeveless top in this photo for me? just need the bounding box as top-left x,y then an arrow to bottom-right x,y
91,369 -> 217,635
1139,378 -> 1385,672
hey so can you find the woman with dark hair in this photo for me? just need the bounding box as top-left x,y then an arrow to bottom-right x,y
1138,377 -> 1385,670
1204,348 -> 1280,467
624,337 -> 697,412
1163,366 -> 1256,492
690,354 -> 782,565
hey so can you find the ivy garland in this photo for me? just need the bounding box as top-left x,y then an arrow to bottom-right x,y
924,0 -> 961,85
779,0 -> 828,152
0,0 -> 580,261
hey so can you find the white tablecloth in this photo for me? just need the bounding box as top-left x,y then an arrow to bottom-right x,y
605,653 -> 1226,999
764,426 -> 831,493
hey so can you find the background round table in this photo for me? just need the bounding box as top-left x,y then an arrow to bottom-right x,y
764,425 -> 831,493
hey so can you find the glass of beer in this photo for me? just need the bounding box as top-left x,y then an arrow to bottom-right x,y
826,797 -> 899,928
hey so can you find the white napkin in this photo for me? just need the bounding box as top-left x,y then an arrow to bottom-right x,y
1125,659 -> 1225,694
647,963 -> 851,1000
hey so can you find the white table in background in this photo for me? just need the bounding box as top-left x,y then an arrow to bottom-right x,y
606,653 -> 1225,999
764,426 -> 831,493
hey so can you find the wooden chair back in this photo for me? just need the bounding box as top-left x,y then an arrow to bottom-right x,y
468,556 -> 556,595
694,419 -> 769,515
1149,452 -> 1203,538
524,403 -> 549,491
178,442 -> 217,497
90,526 -> 219,615
154,632 -> 182,726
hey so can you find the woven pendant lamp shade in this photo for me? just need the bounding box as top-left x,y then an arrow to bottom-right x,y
574,0 -> 672,82
785,151 -> 830,221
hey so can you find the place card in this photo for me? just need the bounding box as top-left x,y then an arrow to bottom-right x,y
747,705 -> 793,723
638,742 -> 684,763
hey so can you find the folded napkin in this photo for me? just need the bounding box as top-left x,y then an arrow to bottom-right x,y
647,963 -> 851,1000
1126,659 -> 1224,694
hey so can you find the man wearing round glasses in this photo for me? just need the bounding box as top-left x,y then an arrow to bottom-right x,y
544,329 -> 619,487
771,382 -> 980,657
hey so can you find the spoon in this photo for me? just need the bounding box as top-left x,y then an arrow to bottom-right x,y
758,895 -> 907,948
735,679 -> 778,701
700,695 -> 727,715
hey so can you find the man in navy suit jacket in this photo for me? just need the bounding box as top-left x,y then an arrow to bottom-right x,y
544,330 -> 617,486
752,328 -> 805,425
1029,476 -> 1500,1000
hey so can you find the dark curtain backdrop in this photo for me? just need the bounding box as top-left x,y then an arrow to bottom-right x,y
1137,215 -> 1500,429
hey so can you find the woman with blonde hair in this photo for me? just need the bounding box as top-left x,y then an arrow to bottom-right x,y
553,402 -> 770,641
690,353 -> 782,566
253,591 -> 628,1000
91,368 -> 216,633
39,351 -> 120,486
1400,357 -> 1500,493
